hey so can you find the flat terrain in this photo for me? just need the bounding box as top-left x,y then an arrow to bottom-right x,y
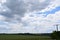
0,35 -> 52,40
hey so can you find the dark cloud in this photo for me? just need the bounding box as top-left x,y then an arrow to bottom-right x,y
28,0 -> 51,11
5,0 -> 27,16
0,0 -> 51,22
1,0 -> 27,17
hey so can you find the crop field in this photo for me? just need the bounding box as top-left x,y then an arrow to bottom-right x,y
0,34 -> 52,40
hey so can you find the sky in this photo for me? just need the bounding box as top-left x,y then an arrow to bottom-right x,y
0,0 -> 60,33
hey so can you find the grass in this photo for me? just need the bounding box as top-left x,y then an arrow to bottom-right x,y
0,35 -> 52,40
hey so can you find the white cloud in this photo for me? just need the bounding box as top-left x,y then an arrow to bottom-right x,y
41,0 -> 60,12
21,10 -> 60,33
0,0 -> 60,33
0,15 -> 6,21
46,11 -> 60,23
0,11 -> 60,33
1,11 -> 60,33
0,0 -> 7,4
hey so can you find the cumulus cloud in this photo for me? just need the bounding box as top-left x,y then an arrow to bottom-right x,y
0,15 -> 6,21
46,11 -> 60,23
41,0 -> 60,12
0,0 -> 52,22
21,11 -> 60,33
0,0 -> 60,33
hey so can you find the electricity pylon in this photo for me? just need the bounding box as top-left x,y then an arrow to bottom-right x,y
56,24 -> 58,31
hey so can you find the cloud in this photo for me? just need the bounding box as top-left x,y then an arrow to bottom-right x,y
0,0 -> 52,22
41,0 -> 60,12
0,0 -> 60,33
0,21 -> 11,33
0,10 -> 60,33
46,11 -> 60,23
0,0 -> 7,4
0,15 -> 6,21
21,10 -> 60,33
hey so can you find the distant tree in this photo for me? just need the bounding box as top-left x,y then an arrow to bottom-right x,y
51,31 -> 60,40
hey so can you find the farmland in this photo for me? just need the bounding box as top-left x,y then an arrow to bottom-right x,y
0,34 -> 52,40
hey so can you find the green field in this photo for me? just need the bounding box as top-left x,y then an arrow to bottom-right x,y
0,35 -> 52,40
